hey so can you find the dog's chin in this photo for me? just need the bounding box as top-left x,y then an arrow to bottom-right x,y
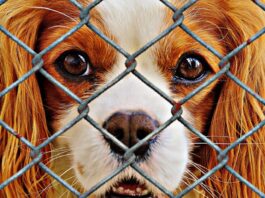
72,151 -> 185,198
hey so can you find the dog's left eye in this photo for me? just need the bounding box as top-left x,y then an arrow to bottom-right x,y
56,50 -> 91,76
174,53 -> 209,83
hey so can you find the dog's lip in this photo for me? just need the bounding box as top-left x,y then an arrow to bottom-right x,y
105,178 -> 154,198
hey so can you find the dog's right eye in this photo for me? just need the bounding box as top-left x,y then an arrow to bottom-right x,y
56,50 -> 91,76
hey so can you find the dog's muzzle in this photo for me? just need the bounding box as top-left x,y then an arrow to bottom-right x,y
102,111 -> 160,197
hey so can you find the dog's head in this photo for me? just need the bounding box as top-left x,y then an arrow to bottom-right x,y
0,0 -> 265,197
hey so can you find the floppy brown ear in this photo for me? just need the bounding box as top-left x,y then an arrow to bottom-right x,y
201,1 -> 265,197
0,1 -> 52,196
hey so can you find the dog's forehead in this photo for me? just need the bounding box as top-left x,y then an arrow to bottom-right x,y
95,0 -> 166,52
92,0 -> 222,73
91,0 -> 172,83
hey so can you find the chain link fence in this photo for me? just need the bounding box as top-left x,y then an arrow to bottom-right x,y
0,0 -> 265,197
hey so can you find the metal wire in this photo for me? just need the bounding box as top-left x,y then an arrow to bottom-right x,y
0,0 -> 265,197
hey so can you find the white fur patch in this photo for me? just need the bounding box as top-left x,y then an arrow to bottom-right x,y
96,0 -> 165,52
56,0 -> 191,196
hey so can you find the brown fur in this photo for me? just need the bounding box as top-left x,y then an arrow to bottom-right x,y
0,0 -> 265,197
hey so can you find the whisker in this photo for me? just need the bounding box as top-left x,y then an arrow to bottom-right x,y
37,166 -> 75,196
45,153 -> 73,164
29,6 -> 78,23
48,25 -> 73,30
42,147 -> 71,154
190,135 -> 236,140
190,162 -> 241,184
181,173 -> 210,198
190,142 -> 265,145
58,177 -> 80,198
185,169 -> 216,198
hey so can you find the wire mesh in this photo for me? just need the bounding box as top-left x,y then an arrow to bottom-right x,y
0,0 -> 265,197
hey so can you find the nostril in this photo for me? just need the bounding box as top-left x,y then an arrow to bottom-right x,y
103,112 -> 130,155
136,128 -> 150,140
112,128 -> 124,140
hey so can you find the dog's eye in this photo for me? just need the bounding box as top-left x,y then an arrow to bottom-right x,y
174,53 -> 209,83
56,50 -> 90,76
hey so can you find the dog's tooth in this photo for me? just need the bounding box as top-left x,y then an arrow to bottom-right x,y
112,187 -> 117,192
118,187 -> 124,193
125,189 -> 132,195
142,189 -> 149,195
136,187 -> 142,193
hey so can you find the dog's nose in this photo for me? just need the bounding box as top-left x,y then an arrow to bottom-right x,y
103,111 -> 159,158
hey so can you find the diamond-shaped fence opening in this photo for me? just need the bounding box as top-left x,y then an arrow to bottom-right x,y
0,0 -> 265,197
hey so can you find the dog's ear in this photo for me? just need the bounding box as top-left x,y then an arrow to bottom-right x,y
201,1 -> 265,197
0,1 -> 52,196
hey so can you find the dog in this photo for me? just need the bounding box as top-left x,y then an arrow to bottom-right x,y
0,0 -> 265,197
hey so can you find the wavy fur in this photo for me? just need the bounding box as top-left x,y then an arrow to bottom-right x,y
0,0 -> 265,197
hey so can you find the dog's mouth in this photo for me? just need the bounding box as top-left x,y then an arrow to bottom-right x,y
105,178 -> 154,198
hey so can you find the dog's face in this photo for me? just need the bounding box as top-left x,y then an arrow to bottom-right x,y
0,0 -> 255,197
1,0 -> 265,197
38,0 -> 227,197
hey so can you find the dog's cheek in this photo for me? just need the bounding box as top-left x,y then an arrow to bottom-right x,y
136,107 -> 192,192
53,106 -> 120,190
183,80 -> 221,135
